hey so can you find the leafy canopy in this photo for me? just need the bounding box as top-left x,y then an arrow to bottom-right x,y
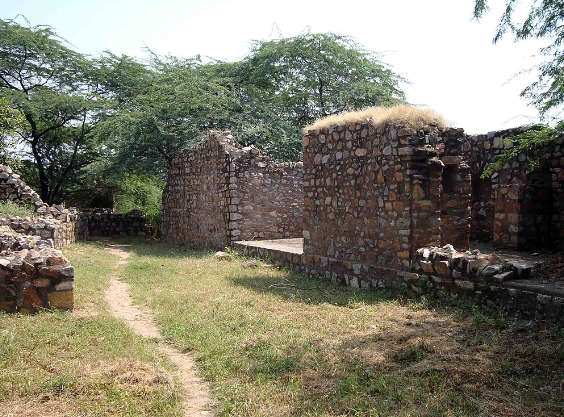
0,17 -> 107,203
474,1 -> 564,176
474,0 -> 564,117
243,33 -> 406,127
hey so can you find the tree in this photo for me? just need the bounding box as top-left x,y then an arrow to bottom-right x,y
194,33 -> 406,161
99,53 -> 234,175
474,0 -> 564,117
242,33 -> 406,127
0,18 -> 107,203
0,97 -> 25,165
474,1 -> 564,176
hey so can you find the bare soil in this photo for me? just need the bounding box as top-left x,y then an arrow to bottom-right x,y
104,244 -> 214,417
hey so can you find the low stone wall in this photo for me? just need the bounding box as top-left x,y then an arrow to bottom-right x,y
233,241 -> 304,270
0,165 -> 78,313
411,245 -> 563,320
84,209 -> 152,237
0,232 -> 74,313
0,165 -> 83,247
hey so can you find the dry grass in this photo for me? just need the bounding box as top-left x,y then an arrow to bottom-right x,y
304,104 -> 449,132
119,240 -> 563,417
0,242 -> 182,417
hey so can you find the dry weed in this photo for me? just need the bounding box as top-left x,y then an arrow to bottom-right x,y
304,104 -> 449,132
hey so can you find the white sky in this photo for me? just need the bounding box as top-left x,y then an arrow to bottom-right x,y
1,0 -> 549,133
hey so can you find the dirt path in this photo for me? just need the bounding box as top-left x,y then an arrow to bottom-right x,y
104,244 -> 214,417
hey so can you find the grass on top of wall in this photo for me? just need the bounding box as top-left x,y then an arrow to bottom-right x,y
304,104 -> 449,132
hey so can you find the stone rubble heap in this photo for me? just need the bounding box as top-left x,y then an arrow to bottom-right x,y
0,165 -> 75,313
411,245 -> 563,319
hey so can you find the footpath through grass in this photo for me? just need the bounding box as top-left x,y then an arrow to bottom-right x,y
0,242 -> 183,417
119,239 -> 563,417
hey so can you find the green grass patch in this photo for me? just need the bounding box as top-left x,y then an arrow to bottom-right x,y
0,199 -> 34,217
117,239 -> 564,417
0,241 -> 183,416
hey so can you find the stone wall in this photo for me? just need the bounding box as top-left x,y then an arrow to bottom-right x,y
0,241 -> 74,313
228,151 -> 303,242
467,130 -> 564,250
411,245 -> 563,320
162,132 -> 303,249
301,122 -> 470,289
84,209 -> 152,237
0,165 -> 76,313
0,165 -> 83,248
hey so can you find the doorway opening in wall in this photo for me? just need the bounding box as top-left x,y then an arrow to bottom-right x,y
520,168 -> 553,249
470,173 -> 493,242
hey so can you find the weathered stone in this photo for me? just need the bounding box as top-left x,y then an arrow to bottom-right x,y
48,291 -> 74,310
241,260 -> 258,268
214,251 -> 233,261
434,261 -> 451,275
511,262 -> 533,279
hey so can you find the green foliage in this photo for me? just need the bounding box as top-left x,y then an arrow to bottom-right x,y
0,18 -> 109,204
474,0 -> 564,118
0,199 -> 35,217
243,33 -> 406,127
481,122 -> 563,177
113,173 -> 164,232
0,97 -> 24,167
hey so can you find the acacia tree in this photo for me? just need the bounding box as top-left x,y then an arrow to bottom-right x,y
243,33 -> 406,127
195,33 -> 406,161
98,53 -> 235,175
473,1 -> 564,174
0,18 -> 109,204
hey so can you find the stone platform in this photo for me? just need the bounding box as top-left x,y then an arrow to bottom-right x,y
233,238 -> 563,321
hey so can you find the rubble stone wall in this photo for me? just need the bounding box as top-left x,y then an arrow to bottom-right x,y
84,209 -> 152,237
301,122 -> 469,289
162,133 -> 304,249
0,165 -> 83,247
467,130 -> 564,250
0,165 -> 76,313
0,241 -> 74,313
228,152 -> 303,242
411,245 -> 562,321
162,134 -> 232,248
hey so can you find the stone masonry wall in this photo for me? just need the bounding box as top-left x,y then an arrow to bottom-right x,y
162,132 -> 303,249
301,122 -> 466,289
467,130 -> 564,250
84,209 -> 152,237
0,165 -> 76,313
0,165 -> 82,247
228,151 -> 303,242
0,241 -> 74,314
162,134 -> 233,248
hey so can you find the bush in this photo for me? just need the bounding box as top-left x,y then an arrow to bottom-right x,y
113,173 -> 164,235
0,199 -> 35,217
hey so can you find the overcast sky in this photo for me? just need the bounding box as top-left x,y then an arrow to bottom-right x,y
1,0 -> 549,133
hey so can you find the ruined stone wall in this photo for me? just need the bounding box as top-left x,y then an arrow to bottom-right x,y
0,165 -> 83,247
301,122 -> 465,289
229,152 -> 303,242
162,134 -> 232,248
411,245 -> 562,321
84,209 -> 152,237
467,130 -> 564,250
0,243 -> 74,314
162,133 -> 304,249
